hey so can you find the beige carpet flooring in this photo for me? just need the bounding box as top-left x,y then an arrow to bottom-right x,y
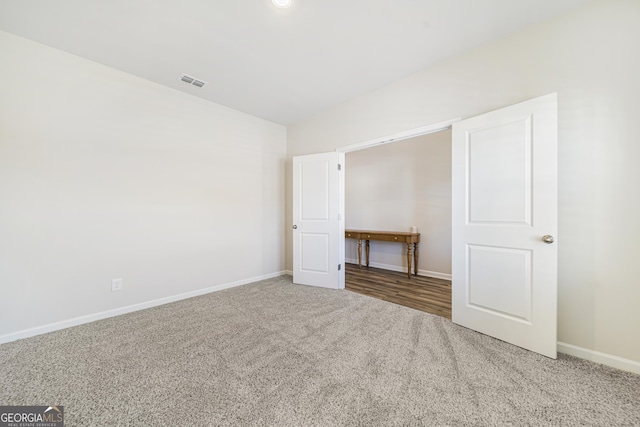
1,275 -> 639,426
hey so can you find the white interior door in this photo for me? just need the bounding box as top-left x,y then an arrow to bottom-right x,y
452,93 -> 558,358
293,152 -> 345,289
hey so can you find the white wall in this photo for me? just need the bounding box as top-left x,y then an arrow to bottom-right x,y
0,31 -> 287,340
345,131 -> 451,278
287,0 -> 640,365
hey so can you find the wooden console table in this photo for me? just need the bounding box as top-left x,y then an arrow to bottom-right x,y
345,229 -> 420,279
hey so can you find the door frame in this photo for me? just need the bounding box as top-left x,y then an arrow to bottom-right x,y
336,118 -> 461,154
335,117 -> 461,284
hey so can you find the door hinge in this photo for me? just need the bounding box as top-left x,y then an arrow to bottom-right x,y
338,164 -> 342,171
338,264 -> 342,271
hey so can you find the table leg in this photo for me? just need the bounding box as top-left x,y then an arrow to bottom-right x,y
357,239 -> 362,269
365,240 -> 370,268
414,242 -> 419,276
406,243 -> 413,279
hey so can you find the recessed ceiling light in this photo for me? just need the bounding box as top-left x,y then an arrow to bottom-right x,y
272,0 -> 291,9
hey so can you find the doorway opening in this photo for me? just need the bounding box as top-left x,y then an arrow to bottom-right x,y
341,129 -> 453,319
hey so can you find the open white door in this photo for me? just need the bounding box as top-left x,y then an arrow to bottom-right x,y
452,93 -> 558,358
293,152 -> 345,289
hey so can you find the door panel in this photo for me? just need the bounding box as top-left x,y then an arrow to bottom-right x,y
468,116 -> 532,225
300,233 -> 329,273
293,152 -> 345,289
467,244 -> 532,322
452,93 -> 557,358
300,161 -> 330,220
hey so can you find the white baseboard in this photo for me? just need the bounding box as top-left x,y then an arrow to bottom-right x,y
557,341 -> 640,375
416,269 -> 452,281
0,271 -> 288,345
345,258 -> 452,281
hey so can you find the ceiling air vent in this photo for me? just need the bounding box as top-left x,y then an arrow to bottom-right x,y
179,73 -> 206,88
180,74 -> 194,84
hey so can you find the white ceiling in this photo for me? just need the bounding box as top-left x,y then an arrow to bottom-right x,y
0,0 -> 588,125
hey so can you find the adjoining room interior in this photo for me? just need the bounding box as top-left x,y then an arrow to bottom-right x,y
343,130 -> 453,319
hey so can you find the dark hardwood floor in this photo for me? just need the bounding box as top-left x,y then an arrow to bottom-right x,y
345,263 -> 452,319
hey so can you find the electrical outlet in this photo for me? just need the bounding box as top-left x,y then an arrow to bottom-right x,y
111,278 -> 123,292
